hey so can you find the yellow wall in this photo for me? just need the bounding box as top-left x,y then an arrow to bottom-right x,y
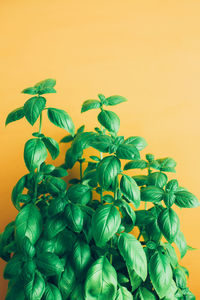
0,0 -> 199,298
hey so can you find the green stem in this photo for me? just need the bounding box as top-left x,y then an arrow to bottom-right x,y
137,230 -> 142,241
100,151 -> 103,160
148,166 -> 152,175
110,238 -> 113,264
110,186 -> 118,264
34,165 -> 40,201
80,161 -> 83,181
34,112 -> 43,201
100,125 -> 104,160
145,166 -> 152,210
114,186 -> 118,201
39,112 -> 42,134
100,188 -> 103,204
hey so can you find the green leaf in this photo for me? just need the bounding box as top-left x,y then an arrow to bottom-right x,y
40,163 -> 55,174
90,155 -> 100,161
84,162 -> 97,174
92,205 -> 121,247
105,95 -> 127,106
47,108 -> 75,136
39,87 -> 56,95
113,136 -> 124,146
59,261 -> 76,299
44,214 -> 66,239
65,148 -> 78,169
117,273 -> 129,284
81,100 -> 101,112
135,210 -> 155,226
42,137 -> 60,160
24,96 -> 46,125
76,124 -> 85,134
22,87 -> 38,95
3,254 -> 23,279
1,222 -> 15,248
37,229 -> 75,256
115,285 -> 133,300
11,175 -> 26,210
174,231 -> 187,258
71,239 -> 91,277
137,287 -> 157,300
70,283 -> 85,300
174,191 -> 199,208
72,132 -> 94,154
43,283 -> 62,300
51,167 -> 68,177
187,245 -> 197,251
132,175 -> 148,186
34,78 -> 56,94
15,204 -> 42,245
128,269 -> 142,292
148,172 -> 168,188
5,107 -> 25,126
166,179 -> 179,193
180,266 -> 189,278
146,241 -> 157,250
149,249 -> 172,298
98,93 -> 106,103
98,110 -> 120,133
67,184 -> 92,205
118,232 -> 147,281
120,175 -> 140,208
156,157 -> 177,172
5,278 -> 25,300
83,170 -> 98,188
149,160 -> 161,171
164,243 -> 178,268
124,159 -> 147,170
22,259 -> 37,283
164,191 -> 176,207
163,279 -> 178,299
123,136 -> 147,151
45,175 -> 67,195
24,271 -> 45,300
24,138 -> 47,172
64,203 -> 84,233
85,256 -> 117,299
116,144 -> 140,160
158,208 -> 180,243
146,219 -> 162,243
60,135 -> 74,143
34,78 -> 56,88
141,186 -> 164,203
97,155 -> 121,189
36,252 -> 64,276
103,194 -> 114,203
20,237 -> 36,259
119,201 -> 136,232
174,267 -> 187,289
89,134 -> 113,152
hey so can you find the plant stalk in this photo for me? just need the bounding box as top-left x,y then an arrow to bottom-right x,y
110,238 -> 113,264
137,230 -> 142,241
39,112 -> 42,134
80,160 -> 83,181
34,112 -> 43,201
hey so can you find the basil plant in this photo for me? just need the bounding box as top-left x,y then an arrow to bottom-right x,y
0,79 -> 199,300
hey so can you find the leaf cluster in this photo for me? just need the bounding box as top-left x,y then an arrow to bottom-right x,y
1,81 -> 198,300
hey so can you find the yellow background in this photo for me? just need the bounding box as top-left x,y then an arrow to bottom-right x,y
0,0 -> 200,298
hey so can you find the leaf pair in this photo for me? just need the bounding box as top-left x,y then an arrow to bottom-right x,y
81,95 -> 127,113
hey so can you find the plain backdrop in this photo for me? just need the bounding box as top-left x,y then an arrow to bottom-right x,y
0,0 -> 199,298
